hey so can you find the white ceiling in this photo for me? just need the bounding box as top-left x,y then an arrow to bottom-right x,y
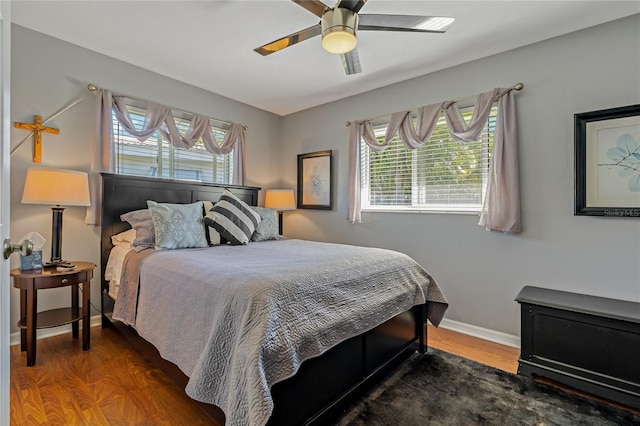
11,1 -> 640,116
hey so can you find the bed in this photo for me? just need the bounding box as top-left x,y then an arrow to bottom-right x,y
100,172 -> 448,425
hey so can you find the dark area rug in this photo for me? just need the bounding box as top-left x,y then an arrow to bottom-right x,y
337,348 -> 640,425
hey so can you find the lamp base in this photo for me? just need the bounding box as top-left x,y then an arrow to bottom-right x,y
277,211 -> 284,236
43,260 -> 73,268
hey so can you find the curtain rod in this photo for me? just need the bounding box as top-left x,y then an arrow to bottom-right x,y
344,83 -> 524,127
86,83 -> 248,131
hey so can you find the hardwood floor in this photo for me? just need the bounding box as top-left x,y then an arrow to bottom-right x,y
10,327 -> 214,425
9,324 -> 519,425
426,324 -> 520,373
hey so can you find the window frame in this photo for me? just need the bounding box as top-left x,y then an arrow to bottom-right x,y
359,103 -> 496,215
111,99 -> 234,184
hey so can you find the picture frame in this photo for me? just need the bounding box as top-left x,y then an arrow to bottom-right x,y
297,150 -> 332,210
575,104 -> 640,217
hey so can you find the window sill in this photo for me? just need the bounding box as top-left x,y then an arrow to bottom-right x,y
361,208 -> 480,216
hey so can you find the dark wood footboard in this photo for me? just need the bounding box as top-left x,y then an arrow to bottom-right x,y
102,301 -> 427,425
269,305 -> 426,425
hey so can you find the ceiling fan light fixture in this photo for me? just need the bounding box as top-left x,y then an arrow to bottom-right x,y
322,29 -> 357,54
321,8 -> 359,54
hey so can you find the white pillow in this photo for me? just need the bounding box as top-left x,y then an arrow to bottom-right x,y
111,229 -> 136,247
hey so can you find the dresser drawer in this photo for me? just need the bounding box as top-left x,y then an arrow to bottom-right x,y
13,269 -> 91,290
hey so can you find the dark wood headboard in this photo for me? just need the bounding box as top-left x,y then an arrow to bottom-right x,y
100,173 -> 261,319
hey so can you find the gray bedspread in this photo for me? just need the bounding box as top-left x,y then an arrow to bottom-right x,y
113,239 -> 448,426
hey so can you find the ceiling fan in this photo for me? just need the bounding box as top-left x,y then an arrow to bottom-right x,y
254,0 -> 455,75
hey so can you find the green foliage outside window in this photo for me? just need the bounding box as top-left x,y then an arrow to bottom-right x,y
363,109 -> 496,211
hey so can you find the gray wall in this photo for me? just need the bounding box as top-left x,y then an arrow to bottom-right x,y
9,25 -> 282,334
9,16 -> 640,340
280,15 -> 640,338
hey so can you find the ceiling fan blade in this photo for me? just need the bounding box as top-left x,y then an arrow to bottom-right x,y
337,0 -> 367,13
254,24 -> 322,56
341,48 -> 362,75
291,0 -> 329,18
358,14 -> 455,33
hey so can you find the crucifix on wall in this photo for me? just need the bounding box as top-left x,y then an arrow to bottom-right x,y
14,115 -> 59,163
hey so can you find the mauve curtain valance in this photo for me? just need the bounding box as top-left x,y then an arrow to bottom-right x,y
111,96 -> 245,156
86,89 -> 246,226
348,87 -> 521,233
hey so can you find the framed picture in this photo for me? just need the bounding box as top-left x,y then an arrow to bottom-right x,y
575,104 -> 640,217
297,150 -> 332,210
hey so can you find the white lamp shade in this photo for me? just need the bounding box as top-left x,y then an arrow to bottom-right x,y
22,167 -> 91,206
265,189 -> 296,211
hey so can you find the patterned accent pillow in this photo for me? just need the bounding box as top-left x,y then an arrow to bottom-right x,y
202,201 -> 222,245
147,201 -> 208,250
251,207 -> 280,242
203,189 -> 261,245
120,209 -> 155,252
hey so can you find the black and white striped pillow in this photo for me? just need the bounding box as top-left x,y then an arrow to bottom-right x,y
203,189 -> 261,245
202,201 -> 222,245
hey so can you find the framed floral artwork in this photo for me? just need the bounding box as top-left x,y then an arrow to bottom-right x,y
575,104 -> 640,217
297,150 -> 332,210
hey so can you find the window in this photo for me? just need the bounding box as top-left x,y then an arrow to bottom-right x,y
112,101 -> 233,184
360,103 -> 497,213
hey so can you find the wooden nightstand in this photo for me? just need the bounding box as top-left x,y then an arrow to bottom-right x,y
11,261 -> 96,366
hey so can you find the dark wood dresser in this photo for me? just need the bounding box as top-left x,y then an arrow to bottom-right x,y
516,286 -> 640,410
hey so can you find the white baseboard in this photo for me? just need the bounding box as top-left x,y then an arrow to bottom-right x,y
438,318 -> 521,349
10,314 -> 102,347
11,315 -> 520,350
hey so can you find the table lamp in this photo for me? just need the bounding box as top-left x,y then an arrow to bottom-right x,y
264,189 -> 296,235
21,167 -> 91,267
